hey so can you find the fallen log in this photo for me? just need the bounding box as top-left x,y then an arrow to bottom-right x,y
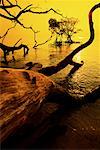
1,67 -> 99,148
0,68 -> 71,143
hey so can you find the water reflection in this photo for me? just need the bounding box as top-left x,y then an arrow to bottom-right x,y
0,41 -> 100,98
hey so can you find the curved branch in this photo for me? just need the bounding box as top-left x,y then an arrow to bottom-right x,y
39,3 -> 100,76
1,0 -> 15,18
33,35 -> 53,49
0,4 -> 63,22
0,22 -> 17,43
15,7 -> 63,20
0,43 -> 29,51
0,43 -> 29,62
0,2 -> 63,34
0,0 -> 21,9
0,5 -> 19,9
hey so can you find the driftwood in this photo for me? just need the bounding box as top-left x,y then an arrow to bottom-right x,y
0,3 -> 100,148
0,68 -> 99,148
0,68 -> 71,144
0,43 -> 29,63
0,68 -> 54,142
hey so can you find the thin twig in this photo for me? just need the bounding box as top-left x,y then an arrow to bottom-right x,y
0,22 -> 17,43
15,7 -> 63,20
1,0 -> 15,18
33,35 -> 53,48
14,38 -> 22,47
0,0 -> 63,50
0,0 -> 21,9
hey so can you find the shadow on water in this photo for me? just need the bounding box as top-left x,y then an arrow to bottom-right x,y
1,85 -> 100,149
31,88 -> 100,149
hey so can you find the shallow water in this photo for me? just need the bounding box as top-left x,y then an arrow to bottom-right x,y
0,1 -> 100,148
0,0 -> 100,98
0,41 -> 100,98
1,40 -> 100,149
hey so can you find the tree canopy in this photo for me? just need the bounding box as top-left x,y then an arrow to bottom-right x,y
48,17 -> 81,45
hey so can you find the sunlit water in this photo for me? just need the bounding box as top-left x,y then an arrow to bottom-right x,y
0,1 -> 100,148
1,42 -> 100,149
0,0 -> 100,98
0,40 -> 100,98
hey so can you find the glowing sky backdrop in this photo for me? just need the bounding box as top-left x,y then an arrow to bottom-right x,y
0,0 -> 99,47
0,0 -> 100,94
0,0 -> 100,69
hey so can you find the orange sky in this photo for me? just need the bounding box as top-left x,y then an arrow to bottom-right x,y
0,0 -> 99,47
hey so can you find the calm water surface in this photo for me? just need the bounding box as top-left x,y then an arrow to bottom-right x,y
0,1 -> 100,148
1,40 -> 100,149
0,23 -> 100,150
0,41 -> 100,98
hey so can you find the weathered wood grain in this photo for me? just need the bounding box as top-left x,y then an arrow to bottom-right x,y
0,68 -> 56,142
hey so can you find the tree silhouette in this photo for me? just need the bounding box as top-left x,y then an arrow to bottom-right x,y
39,3 -> 100,76
60,17 -> 81,43
48,18 -> 63,46
48,17 -> 81,46
0,1 -> 99,69
0,0 -> 63,62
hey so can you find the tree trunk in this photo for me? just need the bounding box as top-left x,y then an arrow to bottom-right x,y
0,68 -> 72,143
0,68 -> 55,142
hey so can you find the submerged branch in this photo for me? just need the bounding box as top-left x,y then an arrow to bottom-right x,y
0,43 -> 29,62
0,43 -> 29,51
38,3 -> 100,76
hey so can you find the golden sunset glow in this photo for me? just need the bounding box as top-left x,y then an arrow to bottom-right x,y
0,1 -> 100,149
0,0 -> 100,68
0,0 -> 99,45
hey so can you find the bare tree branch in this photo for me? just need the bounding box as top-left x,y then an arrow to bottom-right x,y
0,3 -> 38,43
0,0 -> 21,20
0,5 -> 20,9
1,0 -> 15,18
0,0 -> 63,64
38,3 -> 100,76
0,42 -> 29,62
0,0 -> 21,9
6,0 -> 14,6
32,30 -> 40,48
15,7 -> 63,20
0,1 -> 63,35
0,22 -> 17,43
0,3 -> 63,23
14,38 -> 22,46
0,13 -> 14,20
33,35 -> 53,49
